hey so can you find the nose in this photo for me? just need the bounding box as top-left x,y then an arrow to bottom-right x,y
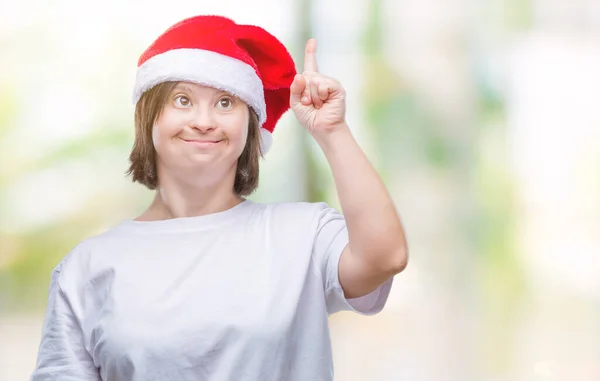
189,107 -> 216,132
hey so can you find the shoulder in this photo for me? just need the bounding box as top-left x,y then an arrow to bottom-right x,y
252,199 -> 335,213
247,200 -> 345,237
251,200 -> 340,221
52,226 -> 125,286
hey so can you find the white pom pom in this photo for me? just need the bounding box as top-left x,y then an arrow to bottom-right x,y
260,128 -> 273,155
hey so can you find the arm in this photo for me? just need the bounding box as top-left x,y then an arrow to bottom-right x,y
290,39 -> 408,300
315,126 -> 408,298
31,268 -> 100,381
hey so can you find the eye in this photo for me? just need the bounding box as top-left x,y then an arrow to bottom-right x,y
174,95 -> 191,107
216,96 -> 234,110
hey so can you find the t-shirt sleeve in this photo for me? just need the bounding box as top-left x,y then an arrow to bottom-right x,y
30,266 -> 101,381
312,203 -> 394,316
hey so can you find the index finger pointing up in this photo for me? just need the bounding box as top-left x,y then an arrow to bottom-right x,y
303,38 -> 319,73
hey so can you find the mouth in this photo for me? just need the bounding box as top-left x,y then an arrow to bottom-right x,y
180,138 -> 223,147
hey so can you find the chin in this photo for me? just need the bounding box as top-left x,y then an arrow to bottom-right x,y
184,151 -> 238,169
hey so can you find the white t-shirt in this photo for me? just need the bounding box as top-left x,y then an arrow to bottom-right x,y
31,200 -> 393,381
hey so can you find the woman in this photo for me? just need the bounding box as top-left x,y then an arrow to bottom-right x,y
31,15 -> 408,381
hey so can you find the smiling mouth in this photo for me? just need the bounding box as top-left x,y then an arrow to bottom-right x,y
180,138 -> 223,146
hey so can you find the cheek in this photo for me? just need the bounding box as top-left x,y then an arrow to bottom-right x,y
151,123 -> 168,154
235,123 -> 249,150
151,124 -> 160,148
152,113 -> 183,151
226,113 -> 250,153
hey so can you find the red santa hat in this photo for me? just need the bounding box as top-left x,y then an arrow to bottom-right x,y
132,15 -> 297,154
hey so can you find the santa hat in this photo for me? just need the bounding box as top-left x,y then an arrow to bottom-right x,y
132,15 -> 297,154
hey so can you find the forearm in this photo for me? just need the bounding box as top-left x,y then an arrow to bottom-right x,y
315,124 -> 408,272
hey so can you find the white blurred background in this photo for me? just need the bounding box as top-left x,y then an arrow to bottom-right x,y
1,0 -> 599,380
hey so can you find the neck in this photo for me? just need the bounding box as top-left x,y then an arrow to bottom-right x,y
136,166 -> 243,221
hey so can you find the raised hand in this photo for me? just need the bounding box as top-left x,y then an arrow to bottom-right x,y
290,39 -> 347,138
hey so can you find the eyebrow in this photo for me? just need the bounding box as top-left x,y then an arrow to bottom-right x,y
173,84 -> 194,94
172,84 -> 231,98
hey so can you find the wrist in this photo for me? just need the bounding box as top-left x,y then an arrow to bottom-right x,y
312,123 -> 354,149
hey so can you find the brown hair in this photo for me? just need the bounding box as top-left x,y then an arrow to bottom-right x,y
126,82 -> 262,196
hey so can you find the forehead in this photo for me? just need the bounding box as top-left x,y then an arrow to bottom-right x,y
173,82 -> 231,96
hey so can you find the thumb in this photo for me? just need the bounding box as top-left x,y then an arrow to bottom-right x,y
289,73 -> 306,107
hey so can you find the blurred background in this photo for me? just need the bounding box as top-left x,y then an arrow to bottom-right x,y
1,0 -> 599,379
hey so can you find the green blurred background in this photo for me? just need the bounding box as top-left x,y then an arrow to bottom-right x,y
1,0 -> 599,379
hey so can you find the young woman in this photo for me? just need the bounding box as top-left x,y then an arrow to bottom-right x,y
31,15 -> 408,381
